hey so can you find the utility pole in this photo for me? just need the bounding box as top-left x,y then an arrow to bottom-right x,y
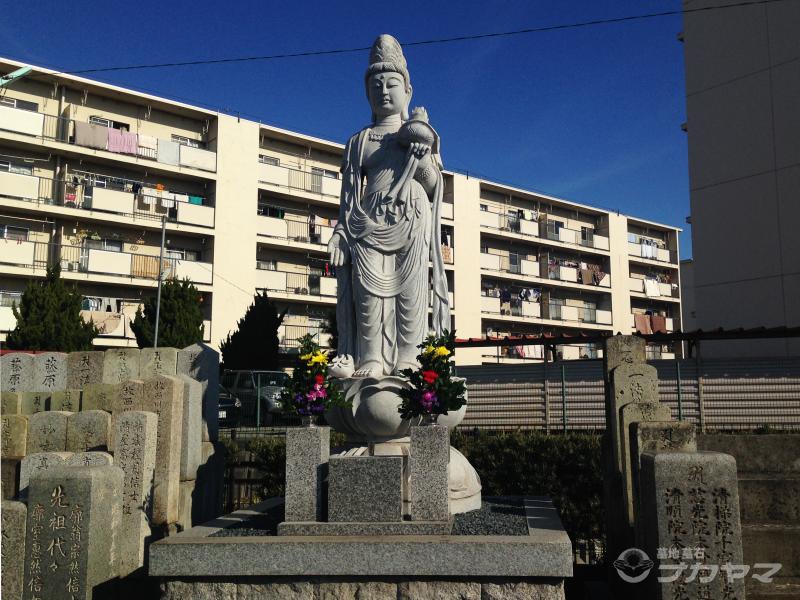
154,216 -> 166,348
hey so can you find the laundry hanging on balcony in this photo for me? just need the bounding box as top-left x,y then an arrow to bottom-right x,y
74,121 -> 109,150
138,134 -> 158,159
157,139 -> 180,165
107,128 -> 138,155
643,278 -> 660,298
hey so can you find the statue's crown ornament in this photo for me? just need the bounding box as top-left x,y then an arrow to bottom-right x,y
366,34 -> 410,88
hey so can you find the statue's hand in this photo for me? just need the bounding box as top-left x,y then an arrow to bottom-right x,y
328,232 -> 350,267
409,142 -> 430,160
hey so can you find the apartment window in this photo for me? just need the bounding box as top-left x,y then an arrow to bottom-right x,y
0,160 -> 33,176
1,225 -> 28,241
166,248 -> 200,262
257,259 -> 277,271
172,134 -> 204,149
0,97 -> 38,112
546,219 -> 563,241
89,115 -> 130,132
311,166 -> 339,179
479,204 -> 488,212
257,203 -> 285,219
581,226 -> 594,247
258,155 -> 280,166
85,238 -> 123,252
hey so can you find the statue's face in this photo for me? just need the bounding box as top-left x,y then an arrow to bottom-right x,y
368,72 -> 408,119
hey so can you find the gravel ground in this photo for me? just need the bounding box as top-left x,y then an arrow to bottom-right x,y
211,496 -> 528,537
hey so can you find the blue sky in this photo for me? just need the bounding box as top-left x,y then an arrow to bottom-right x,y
1,0 -> 692,257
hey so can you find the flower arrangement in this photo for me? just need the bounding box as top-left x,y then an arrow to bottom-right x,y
398,330 -> 466,420
281,334 -> 348,419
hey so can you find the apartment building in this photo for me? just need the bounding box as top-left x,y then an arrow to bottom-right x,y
0,58 -> 682,363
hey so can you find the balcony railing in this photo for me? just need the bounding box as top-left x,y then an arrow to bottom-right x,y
256,268 -> 337,298
628,277 -> 680,299
258,162 -> 341,199
479,253 -> 610,289
279,324 -> 332,351
0,173 -> 215,228
627,241 -> 675,264
479,208 -> 610,251
257,212 -> 335,246
0,105 -> 216,172
480,295 -> 612,326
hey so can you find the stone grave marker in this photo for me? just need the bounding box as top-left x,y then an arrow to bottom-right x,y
328,456 -> 403,522
1,392 -> 22,415
177,374 -> 202,481
177,343 -> 220,442
1,352 -> 33,393
26,411 -> 70,454
193,441 -> 225,525
410,425 -> 450,521
19,392 -> 48,415
102,348 -> 140,384
23,464 -> 123,600
32,351 -> 67,393
284,426 -> 330,522
109,380 -> 145,451
82,383 -> 118,412
142,375 -> 184,525
1,415 -> 28,458
140,347 -> 179,379
610,362 -> 659,472
66,410 -> 111,452
51,389 -> 82,412
1,500 -> 26,600
2,458 -> 21,500
66,351 -> 105,389
115,411 -> 157,575
65,451 -> 114,467
639,451 -> 744,600
19,451 -> 73,500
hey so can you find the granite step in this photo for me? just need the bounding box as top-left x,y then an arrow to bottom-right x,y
743,524 -> 800,578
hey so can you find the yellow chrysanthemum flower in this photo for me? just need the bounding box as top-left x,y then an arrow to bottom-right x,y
300,353 -> 312,361
434,346 -> 451,357
424,345 -> 435,355
310,352 -> 328,364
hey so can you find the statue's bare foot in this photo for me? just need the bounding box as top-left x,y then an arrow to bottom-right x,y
352,361 -> 381,378
394,361 -> 417,374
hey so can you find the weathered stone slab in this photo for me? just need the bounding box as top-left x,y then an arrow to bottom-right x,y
1,500 -> 26,600
81,383 -> 118,412
193,441 -> 225,525
19,451 -> 72,499
328,455 -> 403,522
19,392 -> 48,415
66,350 -> 105,389
102,348 -> 141,383
619,401 -> 672,526
177,343 -> 220,442
177,374 -> 202,481
1,391 -> 22,414
140,347 -> 178,379
66,410 -> 111,452
143,375 -> 184,525
639,451 -> 744,600
115,410 -> 158,576
24,464 -> 123,600
1,415 -> 27,458
32,351 -> 67,393
113,379 -> 145,413
26,410 -> 70,454
50,388 -> 82,412
284,426 -> 330,522
2,458 -> 20,499
65,451 -> 114,467
278,520 -> 453,536
0,353 -> 33,392
604,335 -> 646,377
410,424 -> 450,521
610,362 -> 659,472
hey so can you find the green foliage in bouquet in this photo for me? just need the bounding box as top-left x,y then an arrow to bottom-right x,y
280,334 -> 348,416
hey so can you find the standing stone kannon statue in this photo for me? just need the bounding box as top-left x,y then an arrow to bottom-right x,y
326,34 -> 481,514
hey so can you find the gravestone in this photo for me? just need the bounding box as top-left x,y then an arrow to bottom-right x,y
1,353 -> 33,392
2,458 -> 21,499
610,362 -> 659,472
109,380 -> 145,451
51,389 -> 82,412
142,375 -> 184,525
140,347 -> 179,379
619,401 -> 672,526
19,392 -> 48,415
26,411 -> 70,454
410,425 -> 450,521
65,452 -> 114,467
328,456 -> 403,522
178,479 -> 195,531
193,441 -> 225,525
66,351 -> 105,389
115,411 -> 158,576
177,374 -> 202,481
82,383 -> 117,412
177,343 -> 220,442
19,452 -> 73,500
102,348 -> 140,383
1,415 -> 28,458
32,351 -> 68,393
639,451 -> 744,600
284,427 -> 330,522
1,392 -> 22,415
604,335 -> 646,378
23,464 -> 123,600
1,501 -> 26,600
66,410 -> 111,452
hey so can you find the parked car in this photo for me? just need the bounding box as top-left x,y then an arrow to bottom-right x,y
220,370 -> 290,426
217,383 -> 242,428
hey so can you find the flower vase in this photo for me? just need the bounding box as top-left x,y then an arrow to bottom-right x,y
420,413 -> 440,426
301,415 -> 317,428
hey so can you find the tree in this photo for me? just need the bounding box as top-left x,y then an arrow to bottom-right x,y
321,309 -> 338,353
131,278 -> 204,348
6,265 -> 99,351
220,291 -> 287,370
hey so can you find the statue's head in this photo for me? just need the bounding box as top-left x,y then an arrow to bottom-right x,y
365,34 -> 412,122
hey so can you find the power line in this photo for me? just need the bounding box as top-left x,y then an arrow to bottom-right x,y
58,0 -> 792,75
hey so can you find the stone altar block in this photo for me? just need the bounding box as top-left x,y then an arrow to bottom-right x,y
32,351 -> 67,393
1,352 -> 33,392
102,348 -> 140,383
26,410 -> 71,453
284,426 -> 330,522
66,410 -> 111,452
67,350 -> 105,389
1,500 -> 26,600
1,415 -> 27,458
410,424 -> 450,521
328,455 -> 403,522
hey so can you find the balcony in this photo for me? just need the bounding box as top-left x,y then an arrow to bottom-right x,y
0,237 -> 49,271
479,208 -> 610,252
257,213 -> 334,247
256,268 -> 337,302
481,295 -> 612,326
0,173 -> 215,229
630,313 -> 676,334
628,277 -> 680,299
0,105 -> 216,173
479,253 -> 611,292
279,323 -> 332,351
258,163 -> 341,199
627,239 -> 675,264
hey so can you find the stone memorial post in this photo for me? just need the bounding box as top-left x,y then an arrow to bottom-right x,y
140,347 -> 178,379
23,464 -> 123,600
19,452 -> 73,500
51,389 -> 82,412
2,500 -> 26,600
26,411 -> 71,454
65,452 -> 114,467
19,392 -> 48,415
1,392 -> 22,414
32,351 -> 67,393
102,348 -> 140,383
142,375 -> 184,524
115,411 -> 158,576
81,383 -> 117,412
284,426 -> 330,522
410,425 -> 450,521
2,415 -> 28,459
328,456 -> 403,522
610,363 -> 659,472
177,343 -> 220,442
639,451 -> 744,600
66,351 -> 105,389
2,456 -> 21,500
109,380 -> 145,451
177,374 -> 202,481
66,410 -> 111,452
1,353 -> 34,393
